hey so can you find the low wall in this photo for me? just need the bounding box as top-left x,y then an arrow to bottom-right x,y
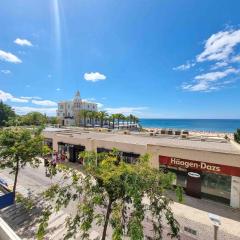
0,217 -> 21,240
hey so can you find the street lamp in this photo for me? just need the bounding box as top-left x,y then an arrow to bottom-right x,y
208,213 -> 221,240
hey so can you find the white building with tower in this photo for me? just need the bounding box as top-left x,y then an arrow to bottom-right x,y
57,91 -> 98,126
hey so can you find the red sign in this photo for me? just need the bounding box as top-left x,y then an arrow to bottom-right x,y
159,155 -> 240,177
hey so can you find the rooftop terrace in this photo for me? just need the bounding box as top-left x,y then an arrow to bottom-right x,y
43,127 -> 240,155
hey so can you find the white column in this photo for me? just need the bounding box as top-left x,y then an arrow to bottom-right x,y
230,176 -> 240,208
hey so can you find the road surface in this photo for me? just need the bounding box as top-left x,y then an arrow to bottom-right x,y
0,162 -> 200,240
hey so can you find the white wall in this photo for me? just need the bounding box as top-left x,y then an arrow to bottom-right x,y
230,176 -> 240,208
0,218 -> 21,240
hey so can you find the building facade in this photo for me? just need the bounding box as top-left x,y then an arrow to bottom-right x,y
43,128 -> 240,208
57,91 -> 98,126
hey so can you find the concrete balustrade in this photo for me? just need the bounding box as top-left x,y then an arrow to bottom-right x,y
0,217 -> 21,240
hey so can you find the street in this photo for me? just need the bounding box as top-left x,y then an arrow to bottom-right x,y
1,162 -> 239,240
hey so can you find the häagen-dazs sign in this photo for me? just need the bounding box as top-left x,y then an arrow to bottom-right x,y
159,155 -> 240,177
170,157 -> 221,172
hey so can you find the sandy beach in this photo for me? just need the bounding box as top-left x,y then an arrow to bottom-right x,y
143,127 -> 234,140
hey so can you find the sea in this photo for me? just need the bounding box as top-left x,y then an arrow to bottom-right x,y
139,119 -> 240,133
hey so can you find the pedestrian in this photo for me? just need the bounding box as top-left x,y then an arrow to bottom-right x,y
52,152 -> 57,168
61,153 -> 66,162
44,157 -> 50,176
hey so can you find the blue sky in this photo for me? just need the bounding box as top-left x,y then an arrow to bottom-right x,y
0,0 -> 240,118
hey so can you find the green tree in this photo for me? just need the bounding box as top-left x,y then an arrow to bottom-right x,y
98,111 -> 108,128
108,115 -> 113,129
6,115 -> 23,127
87,111 -> 99,127
79,110 -> 89,127
22,112 -> 47,126
47,116 -> 58,125
111,114 -> 117,129
115,113 -> 125,129
37,150 -> 181,240
0,101 -> 16,127
234,129 -> 240,143
126,115 -> 130,128
0,127 -> 49,198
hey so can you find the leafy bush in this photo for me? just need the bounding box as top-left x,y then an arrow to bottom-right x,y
234,129 -> 240,143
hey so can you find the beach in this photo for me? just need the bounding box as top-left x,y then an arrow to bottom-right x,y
139,119 -> 240,134
143,127 -> 234,140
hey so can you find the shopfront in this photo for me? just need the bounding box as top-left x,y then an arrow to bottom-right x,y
97,148 -> 140,164
159,156 -> 240,204
44,138 -> 53,149
58,142 -> 85,163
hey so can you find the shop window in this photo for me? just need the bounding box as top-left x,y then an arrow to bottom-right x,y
202,172 -> 231,199
184,227 -> 197,236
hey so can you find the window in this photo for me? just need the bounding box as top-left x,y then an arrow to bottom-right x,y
202,172 -> 231,199
184,227 -> 197,236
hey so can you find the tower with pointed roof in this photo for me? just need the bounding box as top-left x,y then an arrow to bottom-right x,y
74,90 -> 81,100
57,91 -> 98,126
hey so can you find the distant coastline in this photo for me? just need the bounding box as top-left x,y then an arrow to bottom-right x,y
139,119 -> 240,133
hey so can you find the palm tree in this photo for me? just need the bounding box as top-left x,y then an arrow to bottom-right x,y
125,115 -> 130,128
111,114 -> 117,129
92,111 -> 99,127
115,113 -> 125,129
87,111 -> 94,127
132,115 -> 139,127
129,114 -> 134,126
98,111 -> 108,128
108,115 -> 113,129
79,110 -> 89,127
122,115 -> 127,128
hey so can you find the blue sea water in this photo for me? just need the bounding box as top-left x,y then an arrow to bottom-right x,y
139,119 -> 240,133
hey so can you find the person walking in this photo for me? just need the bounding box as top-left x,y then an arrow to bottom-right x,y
44,157 -> 50,176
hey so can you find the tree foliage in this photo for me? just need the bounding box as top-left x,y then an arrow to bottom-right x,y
0,101 -> 16,127
0,127 -> 49,196
37,150 -> 181,240
21,112 -> 48,126
234,129 -> 240,144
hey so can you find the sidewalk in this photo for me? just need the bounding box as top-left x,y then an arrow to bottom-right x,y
68,162 -> 240,240
1,163 -> 240,240
168,193 -> 240,240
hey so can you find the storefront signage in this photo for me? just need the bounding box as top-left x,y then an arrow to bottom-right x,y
170,157 -> 220,172
159,155 -> 240,177
188,172 -> 201,178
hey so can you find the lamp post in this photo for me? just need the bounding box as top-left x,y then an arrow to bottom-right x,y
208,213 -> 221,240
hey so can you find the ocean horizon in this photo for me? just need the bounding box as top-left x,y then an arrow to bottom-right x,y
139,119 -> 240,133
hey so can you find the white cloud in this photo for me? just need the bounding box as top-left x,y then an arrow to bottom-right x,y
0,90 -> 28,103
20,96 -> 41,100
1,70 -> 11,74
96,102 -> 104,108
84,72 -> 106,82
173,62 -> 195,71
210,61 -> 228,70
11,98 -> 29,103
232,55 -> 240,62
183,68 -> 238,92
194,68 -> 237,82
56,88 -> 61,91
14,38 -> 33,47
0,50 -> 22,63
104,107 -> 147,115
82,97 -> 96,102
32,99 -> 57,107
13,106 -> 57,116
197,29 -> 240,62
177,27 -> 240,92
